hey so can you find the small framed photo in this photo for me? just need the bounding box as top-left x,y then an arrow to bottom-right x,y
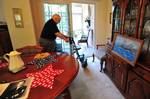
12,8 -> 24,28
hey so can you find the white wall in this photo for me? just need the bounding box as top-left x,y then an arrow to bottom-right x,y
0,0 -> 5,22
95,0 -> 112,46
95,0 -> 107,45
106,0 -> 113,40
3,0 -> 36,49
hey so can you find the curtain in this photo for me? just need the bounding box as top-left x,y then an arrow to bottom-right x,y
29,0 -> 44,43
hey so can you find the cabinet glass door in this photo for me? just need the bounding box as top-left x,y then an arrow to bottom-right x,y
140,0 -> 150,57
112,5 -> 121,41
124,0 -> 140,36
113,6 -> 121,32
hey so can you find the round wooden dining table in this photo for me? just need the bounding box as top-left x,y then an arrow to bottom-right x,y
0,52 -> 79,99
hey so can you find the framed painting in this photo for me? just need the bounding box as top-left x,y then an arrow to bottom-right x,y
12,8 -> 24,28
112,33 -> 143,66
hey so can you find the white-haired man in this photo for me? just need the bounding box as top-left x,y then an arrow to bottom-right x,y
39,14 -> 69,52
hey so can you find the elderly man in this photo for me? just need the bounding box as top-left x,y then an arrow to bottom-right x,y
39,14 -> 69,52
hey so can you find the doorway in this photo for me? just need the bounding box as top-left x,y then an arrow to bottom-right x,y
71,3 -> 95,47
43,3 -> 95,54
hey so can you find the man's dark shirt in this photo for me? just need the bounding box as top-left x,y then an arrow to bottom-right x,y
40,19 -> 60,40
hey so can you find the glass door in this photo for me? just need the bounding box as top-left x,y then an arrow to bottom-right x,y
140,0 -> 150,59
43,3 -> 70,53
112,5 -> 121,41
124,0 -> 142,37
71,3 -> 95,47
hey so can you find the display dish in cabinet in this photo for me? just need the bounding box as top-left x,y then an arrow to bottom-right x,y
124,0 -> 142,37
143,20 -> 150,33
139,0 -> 150,62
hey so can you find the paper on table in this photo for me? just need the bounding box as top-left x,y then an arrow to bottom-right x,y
0,83 -> 9,96
0,77 -> 33,99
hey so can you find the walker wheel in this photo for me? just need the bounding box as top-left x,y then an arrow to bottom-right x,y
82,59 -> 87,68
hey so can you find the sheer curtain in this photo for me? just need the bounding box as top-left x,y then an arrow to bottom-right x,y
29,0 -> 44,43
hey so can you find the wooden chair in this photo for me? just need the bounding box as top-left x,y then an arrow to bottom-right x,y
92,45 -> 106,72
78,29 -> 92,47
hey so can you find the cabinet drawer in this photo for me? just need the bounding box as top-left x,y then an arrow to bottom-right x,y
133,66 -> 150,83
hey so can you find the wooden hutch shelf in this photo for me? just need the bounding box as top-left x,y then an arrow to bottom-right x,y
105,0 -> 150,99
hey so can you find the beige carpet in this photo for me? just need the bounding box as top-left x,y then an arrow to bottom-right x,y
69,48 -> 125,99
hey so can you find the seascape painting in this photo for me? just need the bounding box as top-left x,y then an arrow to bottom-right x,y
112,34 -> 143,66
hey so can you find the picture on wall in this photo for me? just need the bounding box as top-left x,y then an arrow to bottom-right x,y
12,8 -> 24,28
112,34 -> 143,66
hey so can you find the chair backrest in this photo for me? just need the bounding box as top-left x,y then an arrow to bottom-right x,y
78,28 -> 93,47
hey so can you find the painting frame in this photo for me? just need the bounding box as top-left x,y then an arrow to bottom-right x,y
12,8 -> 24,28
112,33 -> 143,66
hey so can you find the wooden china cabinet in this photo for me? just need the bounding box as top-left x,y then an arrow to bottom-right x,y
105,0 -> 150,99
105,48 -> 113,78
112,53 -> 128,93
